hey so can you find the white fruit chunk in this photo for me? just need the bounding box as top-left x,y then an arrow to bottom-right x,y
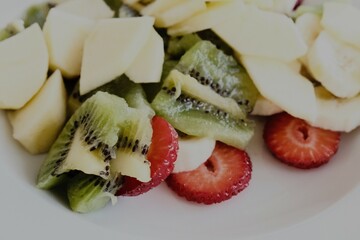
212,5 -> 307,62
140,0 -> 181,16
244,0 -> 298,15
321,2 -> 360,49
7,70 -> 67,154
241,55 -> 317,122
153,0 -> 207,28
173,137 -> 216,173
80,17 -> 154,95
251,95 -> 283,116
44,9 -> 94,78
308,86 -> 360,132
125,28 -> 164,83
307,31 -> 360,98
0,24 -> 48,109
56,0 -> 114,19
167,1 -> 241,36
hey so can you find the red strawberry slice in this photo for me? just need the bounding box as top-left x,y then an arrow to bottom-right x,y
166,142 -> 252,205
116,116 -> 178,196
263,112 -> 341,169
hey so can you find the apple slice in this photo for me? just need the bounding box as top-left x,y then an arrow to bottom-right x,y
56,0 -> 114,19
43,8 -> 95,79
125,28 -> 164,83
251,95 -> 283,116
321,2 -> 360,49
241,55 -> 317,122
140,0 -> 181,16
7,70 -> 67,154
244,0 -> 299,15
0,23 -> 48,109
212,5 -> 307,62
79,17 -> 154,95
308,86 -> 360,132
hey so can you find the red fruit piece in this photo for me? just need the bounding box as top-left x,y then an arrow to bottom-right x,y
166,142 -> 252,205
263,112 -> 341,169
116,116 -> 178,196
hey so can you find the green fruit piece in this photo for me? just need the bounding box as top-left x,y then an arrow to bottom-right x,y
67,173 -> 122,213
23,2 -> 55,28
0,20 -> 25,41
151,69 -> 254,149
166,33 -> 202,59
175,40 -> 259,114
37,91 -> 128,189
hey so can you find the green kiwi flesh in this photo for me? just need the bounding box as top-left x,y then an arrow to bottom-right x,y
37,91 -> 128,189
166,33 -> 202,59
151,70 -> 254,149
23,2 -> 55,28
67,173 -> 123,213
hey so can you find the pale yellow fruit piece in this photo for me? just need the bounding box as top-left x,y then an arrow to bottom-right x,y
307,31 -> 360,98
251,95 -> 283,116
241,55 -> 317,122
79,17 -> 154,95
44,8 -> 94,79
321,2 -> 360,49
154,0 -> 207,28
125,28 -> 164,83
173,137 -> 215,173
56,0 -> 114,19
7,70 -> 67,154
212,5 -> 307,62
0,24 -> 48,110
308,86 -> 360,132
140,0 -> 182,16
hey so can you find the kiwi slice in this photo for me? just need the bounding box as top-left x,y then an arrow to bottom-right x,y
175,40 -> 259,114
68,75 -> 154,117
23,2 -> 56,28
166,33 -> 202,59
0,20 -> 25,41
37,91 -> 128,189
67,173 -> 123,213
151,69 -> 254,149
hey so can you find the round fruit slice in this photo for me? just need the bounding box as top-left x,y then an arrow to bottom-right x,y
166,142 -> 252,205
263,112 -> 341,169
116,116 -> 178,196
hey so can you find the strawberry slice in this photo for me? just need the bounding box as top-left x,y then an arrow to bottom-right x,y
263,112 -> 341,169
166,142 -> 252,204
116,116 -> 178,196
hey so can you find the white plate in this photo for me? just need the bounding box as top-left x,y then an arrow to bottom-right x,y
1,1 -> 360,240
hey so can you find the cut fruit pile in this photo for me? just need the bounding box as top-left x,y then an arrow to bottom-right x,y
0,0 -> 359,213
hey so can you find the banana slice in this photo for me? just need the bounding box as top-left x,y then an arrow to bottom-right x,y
307,30 -> 360,98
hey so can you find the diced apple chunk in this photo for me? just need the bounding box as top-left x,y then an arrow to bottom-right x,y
125,29 -> 164,83
321,2 -> 360,49
251,95 -> 283,116
43,8 -> 94,79
241,55 -> 317,122
0,24 -> 48,109
7,70 -> 67,154
79,17 -> 154,95
56,0 -> 114,19
212,5 -> 307,62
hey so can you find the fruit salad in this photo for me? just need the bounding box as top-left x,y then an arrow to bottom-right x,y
0,0 -> 359,213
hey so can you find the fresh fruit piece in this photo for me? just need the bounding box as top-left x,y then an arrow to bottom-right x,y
0,23 -> 48,109
36,92 -> 128,189
308,86 -> 360,132
166,142 -> 252,204
173,136 -> 215,173
7,70 -> 67,154
0,20 -> 25,41
292,3 -> 323,19
116,116 -> 178,196
263,112 -> 341,169
79,17 -> 155,94
43,8 -> 94,78
56,0 -> 114,19
167,1 -> 238,36
23,2 -> 55,28
151,69 -> 255,150
321,2 -> 360,49
307,31 -> 360,98
67,173 -> 122,213
244,0 -> 300,15
166,33 -> 202,58
125,28 -> 164,83
240,55 -> 317,123
212,4 -> 307,62
140,0 -> 180,16
175,41 -> 259,114
251,95 -> 283,116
